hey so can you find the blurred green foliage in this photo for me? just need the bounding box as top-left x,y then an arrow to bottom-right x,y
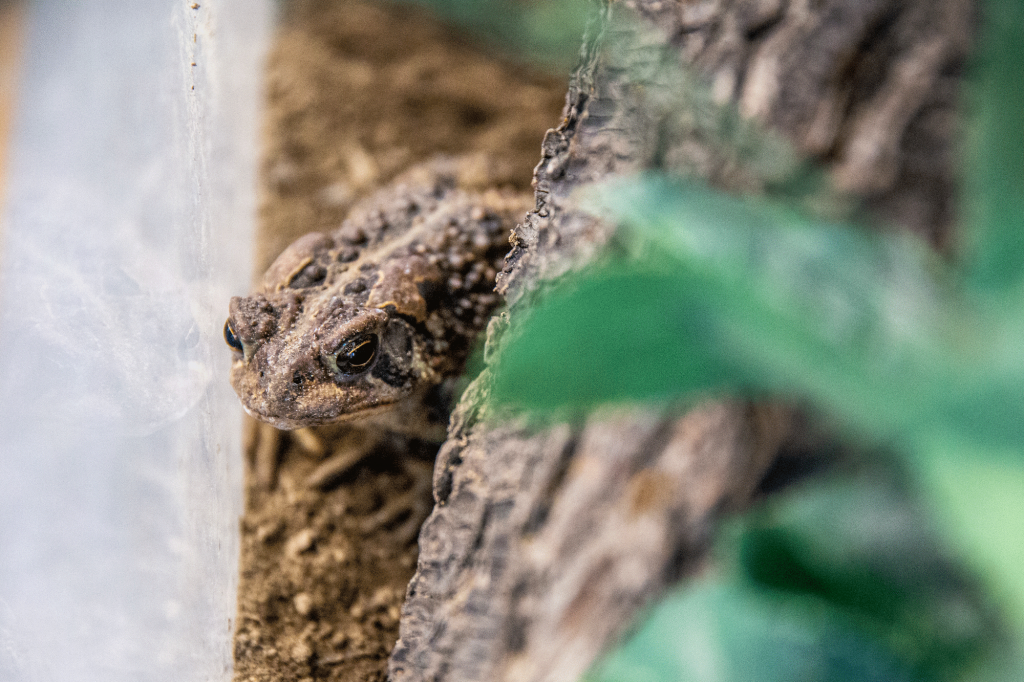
963,0 -> 1024,291
589,474 -> 1002,682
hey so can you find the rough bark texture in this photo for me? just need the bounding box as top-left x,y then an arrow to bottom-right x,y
389,1 -> 975,681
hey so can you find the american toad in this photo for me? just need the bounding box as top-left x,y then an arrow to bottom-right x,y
225,157 -> 529,434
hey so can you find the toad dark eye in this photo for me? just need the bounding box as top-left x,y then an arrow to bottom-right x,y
334,333 -> 379,375
224,319 -> 243,352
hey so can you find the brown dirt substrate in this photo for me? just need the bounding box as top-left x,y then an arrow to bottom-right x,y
232,2 -> 566,681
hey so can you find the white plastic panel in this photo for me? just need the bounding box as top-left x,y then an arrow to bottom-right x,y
0,1 -> 271,680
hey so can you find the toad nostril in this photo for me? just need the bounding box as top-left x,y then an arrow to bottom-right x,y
292,371 -> 305,386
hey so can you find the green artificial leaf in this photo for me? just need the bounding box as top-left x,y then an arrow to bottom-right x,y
491,267 -> 742,410
494,175 -> 1024,453
588,176 -> 1024,452
588,476 -> 1002,682
581,175 -> 1024,635
490,175 -> 1024,651
962,0 -> 1024,292
737,478 -> 1000,679
589,581 -> 916,682
913,446 -> 1024,634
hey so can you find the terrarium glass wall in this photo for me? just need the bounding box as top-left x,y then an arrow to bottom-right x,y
0,1 -> 271,680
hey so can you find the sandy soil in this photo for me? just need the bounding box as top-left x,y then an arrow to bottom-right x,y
232,2 -> 566,680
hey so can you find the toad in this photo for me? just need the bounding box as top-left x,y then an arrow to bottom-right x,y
224,157 -> 529,437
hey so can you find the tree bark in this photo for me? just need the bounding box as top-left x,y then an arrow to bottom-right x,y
389,1 -> 975,681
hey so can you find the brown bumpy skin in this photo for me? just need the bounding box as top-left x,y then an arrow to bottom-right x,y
226,157 -> 530,431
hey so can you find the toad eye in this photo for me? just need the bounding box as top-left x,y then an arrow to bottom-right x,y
224,319 -> 243,353
333,333 -> 379,376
